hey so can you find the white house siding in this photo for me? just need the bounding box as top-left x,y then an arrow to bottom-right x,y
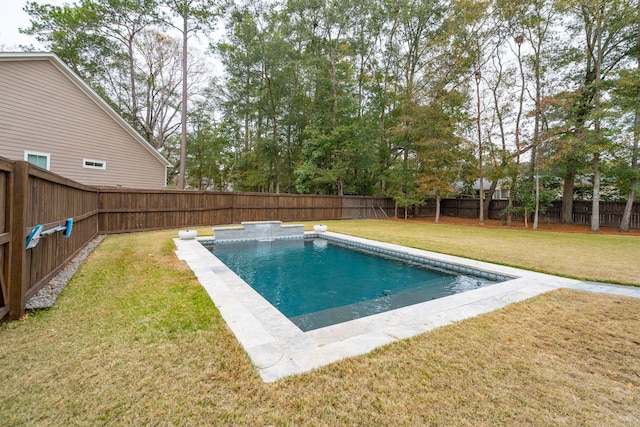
0,58 -> 168,189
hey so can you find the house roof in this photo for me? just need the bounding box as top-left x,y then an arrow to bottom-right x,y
0,52 -> 172,168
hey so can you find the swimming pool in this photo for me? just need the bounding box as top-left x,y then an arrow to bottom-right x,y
208,237 -> 504,331
175,231 -> 574,382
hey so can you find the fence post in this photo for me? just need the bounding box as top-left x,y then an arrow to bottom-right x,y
9,161 -> 28,320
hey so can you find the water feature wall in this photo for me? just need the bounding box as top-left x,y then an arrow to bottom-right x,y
213,221 -> 304,242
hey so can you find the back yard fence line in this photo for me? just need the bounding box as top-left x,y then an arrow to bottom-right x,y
97,189 -> 394,234
1,156 -> 638,321
412,198 -> 640,228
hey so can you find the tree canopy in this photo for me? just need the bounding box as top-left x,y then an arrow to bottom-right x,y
16,0 -> 640,230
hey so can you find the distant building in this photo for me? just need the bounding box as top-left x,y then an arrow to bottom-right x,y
0,52 -> 171,189
453,179 -> 511,200
472,179 -> 510,200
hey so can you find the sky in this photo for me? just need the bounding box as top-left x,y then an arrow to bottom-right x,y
0,0 -> 221,73
0,0 -> 69,51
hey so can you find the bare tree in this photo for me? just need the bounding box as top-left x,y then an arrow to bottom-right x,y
135,29 -> 183,150
163,0 -> 221,189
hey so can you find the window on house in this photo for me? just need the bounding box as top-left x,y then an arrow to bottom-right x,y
83,159 -> 106,170
24,151 -> 50,170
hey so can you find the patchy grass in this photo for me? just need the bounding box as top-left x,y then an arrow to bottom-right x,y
1,224 -> 639,425
302,219 -> 640,285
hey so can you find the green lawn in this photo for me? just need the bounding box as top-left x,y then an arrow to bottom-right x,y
1,221 -> 639,425
307,219 -> 640,285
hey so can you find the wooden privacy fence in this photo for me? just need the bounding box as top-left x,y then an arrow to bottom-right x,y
0,158 -> 395,321
0,159 -> 12,322
413,198 -> 640,228
98,190 -> 395,234
1,158 -> 99,321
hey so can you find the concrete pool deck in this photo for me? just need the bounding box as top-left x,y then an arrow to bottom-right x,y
174,231 -> 640,383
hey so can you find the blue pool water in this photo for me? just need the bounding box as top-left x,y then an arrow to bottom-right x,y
209,238 -> 498,331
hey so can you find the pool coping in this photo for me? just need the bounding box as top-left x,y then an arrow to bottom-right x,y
174,231 -> 601,382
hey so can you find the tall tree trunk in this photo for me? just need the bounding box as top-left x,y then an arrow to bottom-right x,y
328,29 -> 340,127
435,193 -> 441,223
507,178 -> 514,226
590,12 -> 603,233
127,38 -> 139,132
475,70 -> 484,224
561,163 -> 576,223
533,172 -> 540,229
178,13 -> 188,189
483,180 -> 498,220
591,152 -> 601,232
620,166 -> 637,232
286,125 -> 293,193
244,71 -> 250,151
620,0 -> 640,232
532,37 -> 543,230
264,63 -> 280,194
564,17 -> 596,224
487,47 -> 509,224
509,36 -> 526,228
